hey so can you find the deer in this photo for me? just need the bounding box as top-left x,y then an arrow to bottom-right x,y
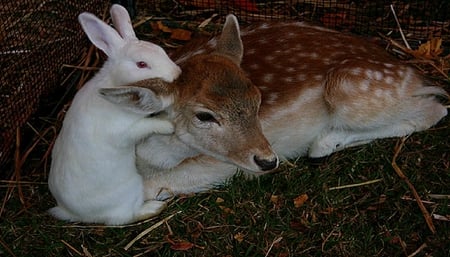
131,15 -> 448,201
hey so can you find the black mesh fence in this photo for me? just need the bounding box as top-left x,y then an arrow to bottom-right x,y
139,0 -> 449,40
0,0 -> 108,168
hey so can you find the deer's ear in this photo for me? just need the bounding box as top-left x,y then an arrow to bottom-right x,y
99,86 -> 163,115
215,14 -> 243,66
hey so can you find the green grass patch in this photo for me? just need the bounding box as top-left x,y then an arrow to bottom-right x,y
1,115 -> 449,257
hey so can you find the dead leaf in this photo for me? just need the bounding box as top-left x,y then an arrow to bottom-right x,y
293,194 -> 308,208
234,232 -> 245,243
219,205 -> 235,214
319,207 -> 335,215
166,236 -> 195,251
216,197 -> 225,203
270,194 -> 279,205
157,21 -> 173,33
170,240 -> 195,251
409,38 -> 443,59
170,29 -> 192,41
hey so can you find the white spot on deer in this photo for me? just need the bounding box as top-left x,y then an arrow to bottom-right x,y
263,73 -> 274,83
374,89 -> 385,97
351,67 -> 362,76
310,52 -> 319,59
360,81 -> 370,91
249,63 -> 259,70
284,77 -> 295,83
258,39 -> 268,44
298,52 -> 310,58
293,44 -> 303,50
323,58 -> 332,65
265,55 -> 275,62
247,48 -> 256,55
314,75 -> 323,81
288,57 -> 298,63
274,64 -> 283,70
383,69 -> 393,75
297,74 -> 307,81
374,71 -> 383,80
383,63 -> 394,68
364,69 -> 374,79
276,38 -> 286,43
384,76 -> 394,84
267,93 -> 279,105
286,67 -> 296,73
298,63 -> 308,70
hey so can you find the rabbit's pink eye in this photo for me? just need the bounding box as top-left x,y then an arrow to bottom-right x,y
136,61 -> 148,68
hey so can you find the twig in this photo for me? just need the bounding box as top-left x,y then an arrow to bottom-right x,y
14,128 -> 25,206
81,244 -> 94,257
391,137 -> 436,234
328,179 -> 383,191
264,236 -> 283,257
124,212 -> 180,250
61,240 -> 83,256
389,4 -> 411,50
428,194 -> 450,200
432,214 -> 450,222
407,243 -> 427,257
0,237 -> 17,257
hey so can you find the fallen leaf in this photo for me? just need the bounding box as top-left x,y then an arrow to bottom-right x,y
166,236 -> 194,251
409,38 -> 443,59
319,207 -> 335,214
293,194 -> 308,208
170,28 -> 192,41
216,197 -> 225,203
170,240 -> 195,251
234,232 -> 245,243
270,194 -> 280,205
157,21 -> 173,33
219,205 -> 235,214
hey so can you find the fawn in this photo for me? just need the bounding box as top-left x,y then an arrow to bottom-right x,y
135,15 -> 448,200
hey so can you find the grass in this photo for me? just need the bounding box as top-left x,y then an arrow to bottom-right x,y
1,117 -> 449,256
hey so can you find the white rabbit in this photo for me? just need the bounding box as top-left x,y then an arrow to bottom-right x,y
47,4 -> 181,225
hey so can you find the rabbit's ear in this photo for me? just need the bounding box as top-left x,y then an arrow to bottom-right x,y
110,4 -> 137,40
99,87 -> 164,115
78,12 -> 125,57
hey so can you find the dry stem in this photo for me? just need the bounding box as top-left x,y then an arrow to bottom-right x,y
391,137 -> 436,234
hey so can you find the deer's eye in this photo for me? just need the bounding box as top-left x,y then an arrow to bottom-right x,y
136,61 -> 149,68
195,112 -> 218,123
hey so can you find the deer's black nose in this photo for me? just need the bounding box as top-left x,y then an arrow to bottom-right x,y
253,155 -> 279,171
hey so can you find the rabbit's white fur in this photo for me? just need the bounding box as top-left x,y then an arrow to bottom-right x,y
48,4 -> 181,225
